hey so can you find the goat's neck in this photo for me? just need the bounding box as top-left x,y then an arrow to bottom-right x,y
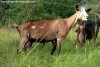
65,12 -> 79,29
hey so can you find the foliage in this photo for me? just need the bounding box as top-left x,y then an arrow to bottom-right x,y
0,0 -> 100,27
1,0 -> 76,26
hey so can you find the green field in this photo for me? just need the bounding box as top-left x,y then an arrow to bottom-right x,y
0,0 -> 100,67
0,28 -> 100,67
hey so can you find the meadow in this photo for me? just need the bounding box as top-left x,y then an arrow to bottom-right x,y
0,28 -> 100,67
0,0 -> 100,67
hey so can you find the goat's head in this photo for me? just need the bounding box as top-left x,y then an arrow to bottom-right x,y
76,4 -> 91,21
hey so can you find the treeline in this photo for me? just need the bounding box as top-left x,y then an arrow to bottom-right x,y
0,0 -> 99,27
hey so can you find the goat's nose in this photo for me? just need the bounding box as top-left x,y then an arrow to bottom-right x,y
87,17 -> 89,19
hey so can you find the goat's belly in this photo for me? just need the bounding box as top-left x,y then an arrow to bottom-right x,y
30,31 -> 57,40
30,38 -> 55,43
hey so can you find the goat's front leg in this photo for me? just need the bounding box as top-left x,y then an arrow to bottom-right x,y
24,40 -> 33,51
17,37 -> 28,53
56,37 -> 63,56
51,39 -> 57,55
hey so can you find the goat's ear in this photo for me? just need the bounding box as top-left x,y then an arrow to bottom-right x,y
86,8 -> 92,12
76,4 -> 80,11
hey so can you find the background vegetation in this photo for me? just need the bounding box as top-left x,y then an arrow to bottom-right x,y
0,0 -> 99,26
0,0 -> 100,67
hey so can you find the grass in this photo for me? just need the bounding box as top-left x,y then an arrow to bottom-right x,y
0,28 -> 100,67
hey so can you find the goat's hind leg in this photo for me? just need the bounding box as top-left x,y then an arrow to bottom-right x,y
51,40 -> 57,55
56,36 -> 63,56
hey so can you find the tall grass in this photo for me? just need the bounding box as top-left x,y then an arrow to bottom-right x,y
0,28 -> 100,67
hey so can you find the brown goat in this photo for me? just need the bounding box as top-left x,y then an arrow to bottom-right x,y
15,4 -> 90,55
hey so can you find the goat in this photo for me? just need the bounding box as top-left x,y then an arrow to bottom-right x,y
15,4 -> 90,55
